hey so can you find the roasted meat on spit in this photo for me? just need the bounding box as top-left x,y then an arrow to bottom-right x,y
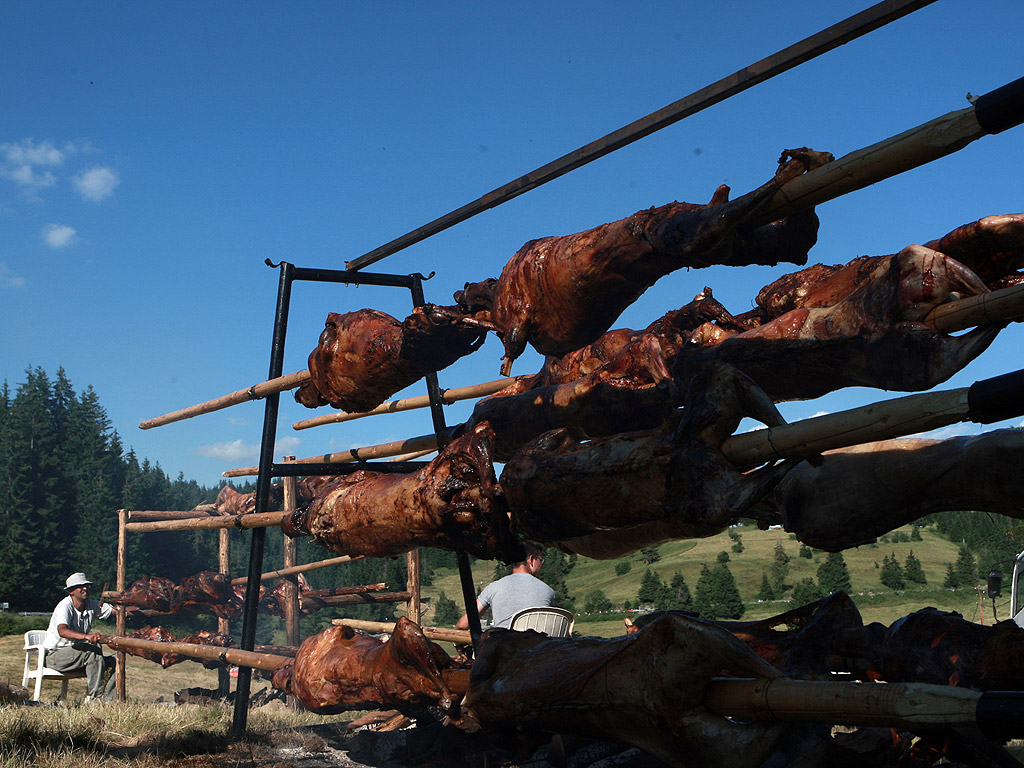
465,612 -> 786,768
283,422 -> 524,562
458,148 -> 829,374
295,305 -> 487,412
501,362 -> 797,545
271,617 -> 461,715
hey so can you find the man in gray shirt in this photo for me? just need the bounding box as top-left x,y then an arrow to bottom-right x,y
44,572 -> 116,702
455,546 -> 555,630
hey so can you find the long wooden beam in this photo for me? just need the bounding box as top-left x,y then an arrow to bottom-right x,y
292,377 -> 515,431
125,511 -> 289,534
344,0 -> 936,272
230,554 -> 362,584
139,369 -> 310,430
99,635 -> 289,672
334,618 -> 471,645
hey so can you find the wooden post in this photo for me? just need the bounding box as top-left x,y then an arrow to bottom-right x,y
115,508 -> 127,702
281,457 -> 300,709
217,527 -> 231,695
406,550 -> 421,623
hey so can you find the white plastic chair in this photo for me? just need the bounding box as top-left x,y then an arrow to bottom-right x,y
21,630 -> 86,701
509,606 -> 575,637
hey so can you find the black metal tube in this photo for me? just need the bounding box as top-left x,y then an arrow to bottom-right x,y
974,76 -> 1024,136
410,274 -> 453,448
967,368 -> 1024,425
232,261 -> 294,739
345,0 -> 935,272
457,550 -> 483,653
267,461 -> 430,476
285,262 -> 417,288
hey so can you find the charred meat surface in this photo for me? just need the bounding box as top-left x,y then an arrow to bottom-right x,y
271,617 -> 458,715
753,429 -> 1024,551
284,422 -> 524,562
295,305 -> 486,412
106,576 -> 178,613
458,149 -> 829,374
502,362 -> 797,547
464,612 -> 785,768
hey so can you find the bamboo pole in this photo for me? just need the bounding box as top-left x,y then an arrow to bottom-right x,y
115,508 -> 127,702
230,554 -> 362,585
292,378 -> 515,430
222,433 -> 444,477
301,591 -> 412,608
704,678 -> 981,729
99,635 -> 289,672
128,507 -> 222,521
139,369 -> 310,430
125,511 -> 289,534
333,618 -> 472,645
925,282 -> 1024,334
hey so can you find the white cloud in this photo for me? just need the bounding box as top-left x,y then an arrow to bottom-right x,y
277,437 -> 302,456
196,440 -> 259,462
42,223 -> 76,249
73,166 -> 119,202
0,139 -> 85,197
0,262 -> 26,288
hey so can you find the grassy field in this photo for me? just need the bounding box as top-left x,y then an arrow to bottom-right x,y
418,523 -> 997,637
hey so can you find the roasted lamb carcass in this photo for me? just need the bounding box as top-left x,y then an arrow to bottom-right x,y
464,288 -> 741,461
751,429 -> 1024,551
457,148 -> 830,374
835,608 -> 1024,691
214,483 -> 283,515
294,304 -> 487,412
283,422 -> 524,562
160,631 -> 233,669
106,576 -> 179,613
108,626 -> 178,664
271,617 -> 461,715
680,244 -> 1001,401
501,362 -> 798,546
464,612 -> 786,768
176,571 -> 243,619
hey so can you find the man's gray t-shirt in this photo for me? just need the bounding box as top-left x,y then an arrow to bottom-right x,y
478,573 -> 556,629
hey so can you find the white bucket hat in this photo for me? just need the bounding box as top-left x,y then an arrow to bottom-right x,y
65,572 -> 92,590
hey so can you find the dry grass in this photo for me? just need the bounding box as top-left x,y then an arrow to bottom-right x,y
0,699 -> 336,768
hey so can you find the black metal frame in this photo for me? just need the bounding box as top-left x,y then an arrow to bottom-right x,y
230,260 -> 482,737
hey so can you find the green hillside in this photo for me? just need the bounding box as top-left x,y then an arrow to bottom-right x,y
416,523 -> 1006,638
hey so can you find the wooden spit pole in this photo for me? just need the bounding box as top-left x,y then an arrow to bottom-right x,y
125,511 -> 289,534
230,554 -> 362,584
99,635 -> 290,672
127,506 -> 220,521
334,618 -> 471,645
292,378 -> 515,430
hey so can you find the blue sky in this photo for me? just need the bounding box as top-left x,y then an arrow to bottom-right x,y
2,1 -> 1022,488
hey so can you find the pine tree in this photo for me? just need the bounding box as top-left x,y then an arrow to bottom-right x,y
817,552 -> 852,594
792,577 -> 825,607
433,591 -> 460,626
943,562 -> 958,589
769,541 -> 791,597
904,550 -> 927,585
637,569 -> 665,605
911,526 -> 922,541
953,545 -> 976,588
693,564 -> 716,618
711,562 -> 745,619
880,553 -> 906,590
756,573 -> 775,602
668,572 -> 692,611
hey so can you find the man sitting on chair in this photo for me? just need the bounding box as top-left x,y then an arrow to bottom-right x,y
455,544 -> 555,630
43,572 -> 116,702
